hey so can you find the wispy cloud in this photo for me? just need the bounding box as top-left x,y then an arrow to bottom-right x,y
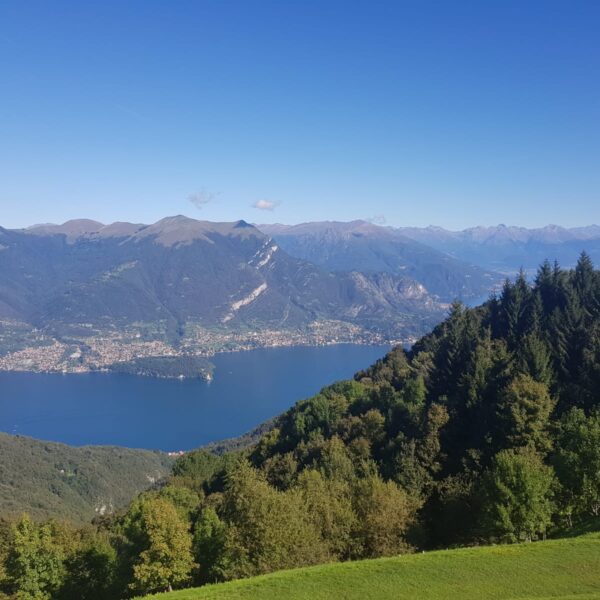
188,189 -> 219,209
367,214 -> 387,225
252,199 -> 279,211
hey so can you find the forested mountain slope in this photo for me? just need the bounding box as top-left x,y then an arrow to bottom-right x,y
2,254 -> 600,599
0,433 -> 173,522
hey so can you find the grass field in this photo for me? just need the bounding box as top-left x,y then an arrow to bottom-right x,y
141,531 -> 600,600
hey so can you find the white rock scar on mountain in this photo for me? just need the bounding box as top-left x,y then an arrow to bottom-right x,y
255,245 -> 278,268
222,282 -> 268,322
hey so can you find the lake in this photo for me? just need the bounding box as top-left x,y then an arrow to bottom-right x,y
0,344 -> 390,451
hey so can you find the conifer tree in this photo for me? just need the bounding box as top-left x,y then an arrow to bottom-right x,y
573,252 -> 595,310
535,260 -> 555,313
516,334 -> 554,387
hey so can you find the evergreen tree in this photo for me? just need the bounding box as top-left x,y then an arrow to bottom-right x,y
516,334 -> 554,386
499,271 -> 531,347
573,252 -> 596,312
430,302 -> 468,403
535,260 -> 555,314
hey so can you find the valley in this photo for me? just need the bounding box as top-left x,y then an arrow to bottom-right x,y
2,5 -> 598,599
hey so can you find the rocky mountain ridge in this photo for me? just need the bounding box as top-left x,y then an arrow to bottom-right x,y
0,216 -> 446,374
259,220 -> 500,301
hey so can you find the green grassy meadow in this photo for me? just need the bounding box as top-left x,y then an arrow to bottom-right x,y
142,531 -> 600,600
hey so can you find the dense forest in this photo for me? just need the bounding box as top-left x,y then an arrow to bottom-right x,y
1,255 -> 600,599
0,435 -> 173,523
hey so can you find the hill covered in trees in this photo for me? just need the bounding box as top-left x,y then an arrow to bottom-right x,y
1,254 -> 600,599
0,434 -> 173,522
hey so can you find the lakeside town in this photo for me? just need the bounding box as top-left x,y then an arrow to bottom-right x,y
0,319 -> 407,376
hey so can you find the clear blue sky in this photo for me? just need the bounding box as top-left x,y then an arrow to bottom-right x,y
1,0 -> 599,230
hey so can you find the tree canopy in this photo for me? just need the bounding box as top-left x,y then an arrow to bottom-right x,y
2,254 -> 600,598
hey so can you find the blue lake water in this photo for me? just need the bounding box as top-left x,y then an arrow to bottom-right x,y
0,344 -> 390,451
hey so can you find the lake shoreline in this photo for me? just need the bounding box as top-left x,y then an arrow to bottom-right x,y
0,344 -> 392,451
0,340 -> 400,379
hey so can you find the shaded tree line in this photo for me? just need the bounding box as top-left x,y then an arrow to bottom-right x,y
1,254 -> 600,598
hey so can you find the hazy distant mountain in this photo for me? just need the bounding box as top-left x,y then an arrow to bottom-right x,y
396,224 -> 600,273
0,216 -> 444,344
259,220 -> 500,302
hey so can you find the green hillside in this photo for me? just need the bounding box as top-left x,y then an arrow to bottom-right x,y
142,532 -> 600,600
0,433 -> 174,522
2,258 -> 600,600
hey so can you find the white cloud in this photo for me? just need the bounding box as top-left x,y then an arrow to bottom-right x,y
188,189 -> 218,209
252,199 -> 279,211
367,214 -> 387,225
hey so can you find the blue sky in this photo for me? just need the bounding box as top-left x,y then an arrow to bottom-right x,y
1,0 -> 599,230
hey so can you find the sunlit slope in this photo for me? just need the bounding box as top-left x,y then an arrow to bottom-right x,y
142,532 -> 600,600
0,432 -> 173,522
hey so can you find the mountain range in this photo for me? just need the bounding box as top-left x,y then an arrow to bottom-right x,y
261,221 -> 600,277
3,216 -> 597,375
259,220 -> 499,301
0,217 -> 449,373
0,216 -> 445,332
396,223 -> 600,273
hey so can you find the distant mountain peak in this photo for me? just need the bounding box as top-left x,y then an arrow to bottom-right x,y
0,216 -> 446,342
395,222 -> 600,273
234,219 -> 253,228
258,219 -> 391,238
260,220 -> 499,301
18,216 -> 266,247
57,218 -> 104,229
131,216 -> 264,247
27,219 -> 105,241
